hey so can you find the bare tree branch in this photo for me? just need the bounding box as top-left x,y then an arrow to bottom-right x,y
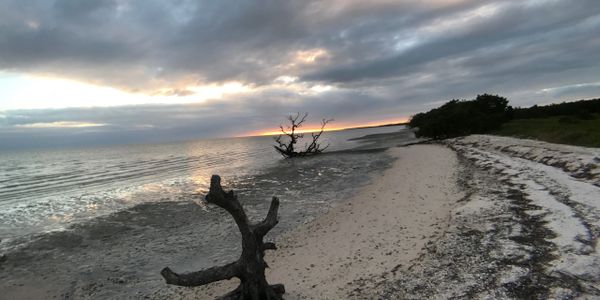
161,262 -> 239,286
161,175 -> 285,299
305,118 -> 333,154
262,242 -> 277,251
205,175 -> 252,237
273,113 -> 333,158
254,197 -> 280,238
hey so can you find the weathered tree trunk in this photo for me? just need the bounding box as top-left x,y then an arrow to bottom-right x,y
273,112 -> 333,158
161,175 -> 285,300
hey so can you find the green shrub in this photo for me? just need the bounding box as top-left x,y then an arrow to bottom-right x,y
408,94 -> 512,139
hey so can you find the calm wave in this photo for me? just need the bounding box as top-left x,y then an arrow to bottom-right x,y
0,126 -> 410,249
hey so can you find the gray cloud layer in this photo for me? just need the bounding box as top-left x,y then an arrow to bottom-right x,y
1,0 -> 600,149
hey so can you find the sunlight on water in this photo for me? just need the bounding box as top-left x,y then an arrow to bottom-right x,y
0,126 -> 409,250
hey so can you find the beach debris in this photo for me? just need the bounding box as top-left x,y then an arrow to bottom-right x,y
274,112 -> 333,158
161,175 -> 285,300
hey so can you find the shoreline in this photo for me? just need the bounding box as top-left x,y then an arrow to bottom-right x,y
371,135 -> 600,298
182,144 -> 462,299
0,129 -> 401,300
267,145 -> 461,299
2,133 -> 599,299
179,135 -> 600,299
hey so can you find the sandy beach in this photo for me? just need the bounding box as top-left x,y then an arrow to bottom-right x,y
266,145 -> 461,299
2,134 -> 600,299
176,136 -> 600,299
170,144 -> 462,299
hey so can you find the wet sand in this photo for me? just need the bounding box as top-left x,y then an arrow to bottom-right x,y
7,134 -> 595,299
0,149 -> 394,300
189,144 -> 462,299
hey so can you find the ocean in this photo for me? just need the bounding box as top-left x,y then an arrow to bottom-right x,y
0,125 -> 413,250
0,125 -> 418,298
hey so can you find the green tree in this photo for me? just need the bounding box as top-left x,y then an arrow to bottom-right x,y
409,94 -> 512,139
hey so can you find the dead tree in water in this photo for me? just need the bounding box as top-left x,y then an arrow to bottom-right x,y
161,175 -> 285,300
274,112 -> 333,158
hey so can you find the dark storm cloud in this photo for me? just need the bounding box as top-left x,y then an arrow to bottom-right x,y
0,87 -> 391,133
0,0 -> 509,89
304,0 -> 600,83
2,0 -> 599,92
0,86 -> 402,150
1,0 -> 600,149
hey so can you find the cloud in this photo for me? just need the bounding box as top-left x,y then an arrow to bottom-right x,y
0,84 -> 409,149
0,0 -> 567,90
2,0 -> 599,92
540,82 -> 600,99
1,0 -> 600,149
303,0 -> 600,83
14,121 -> 108,128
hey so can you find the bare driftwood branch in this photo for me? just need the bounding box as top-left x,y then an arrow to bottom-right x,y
161,175 -> 284,300
161,262 -> 239,287
254,196 -> 280,238
274,112 -> 333,158
305,118 -> 333,154
262,242 -> 277,251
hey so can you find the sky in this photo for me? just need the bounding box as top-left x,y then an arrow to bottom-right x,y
1,0 -> 600,150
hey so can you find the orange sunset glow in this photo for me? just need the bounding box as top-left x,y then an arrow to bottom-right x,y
251,118 -> 409,137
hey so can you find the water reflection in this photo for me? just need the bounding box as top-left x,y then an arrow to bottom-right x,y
0,125 -> 407,249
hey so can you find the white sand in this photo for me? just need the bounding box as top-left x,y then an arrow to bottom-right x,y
449,135 -> 600,292
195,144 -> 462,299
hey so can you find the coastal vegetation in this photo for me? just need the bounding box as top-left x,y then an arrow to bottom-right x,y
408,94 -> 512,139
493,115 -> 600,147
512,98 -> 600,119
409,96 -> 600,147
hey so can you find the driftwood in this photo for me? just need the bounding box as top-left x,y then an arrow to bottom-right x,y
274,112 -> 333,158
161,175 -> 284,300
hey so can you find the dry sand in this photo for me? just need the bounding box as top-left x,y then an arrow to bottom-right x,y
195,144 -> 462,299
6,135 -> 598,299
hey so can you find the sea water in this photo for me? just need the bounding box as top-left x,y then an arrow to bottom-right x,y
0,125 -> 413,251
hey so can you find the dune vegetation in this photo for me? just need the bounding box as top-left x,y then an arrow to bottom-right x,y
409,96 -> 600,147
493,115 -> 600,148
